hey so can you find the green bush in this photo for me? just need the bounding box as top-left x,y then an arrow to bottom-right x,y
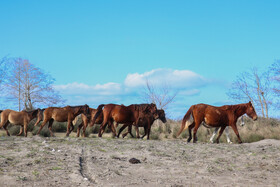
32,126 -> 51,137
7,125 -> 20,135
52,122 -> 67,132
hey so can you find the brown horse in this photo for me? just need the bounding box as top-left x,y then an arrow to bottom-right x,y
73,107 -> 104,137
0,109 -> 39,137
118,109 -> 167,139
35,104 -> 90,136
177,102 -> 258,144
90,103 -> 158,137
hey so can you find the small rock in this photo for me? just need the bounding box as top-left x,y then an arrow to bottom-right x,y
129,158 -> 141,164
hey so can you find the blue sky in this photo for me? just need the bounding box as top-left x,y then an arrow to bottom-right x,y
0,0 -> 279,119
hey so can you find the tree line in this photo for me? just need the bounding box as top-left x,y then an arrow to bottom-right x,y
0,57 -> 64,111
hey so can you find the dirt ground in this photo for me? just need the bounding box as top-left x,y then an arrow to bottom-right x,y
0,135 -> 280,187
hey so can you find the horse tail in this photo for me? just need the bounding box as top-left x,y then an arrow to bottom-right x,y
90,104 -> 105,127
0,110 -> 2,114
177,105 -> 194,137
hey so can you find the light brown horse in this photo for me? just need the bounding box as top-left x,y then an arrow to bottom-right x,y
73,107 -> 104,137
177,102 -> 258,144
35,104 -> 90,137
0,109 -> 39,137
90,103 -> 158,137
118,109 -> 167,139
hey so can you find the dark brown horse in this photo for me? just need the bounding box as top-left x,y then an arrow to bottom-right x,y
35,104 -> 90,136
177,102 -> 258,144
118,109 -> 167,139
73,107 -> 104,137
90,103 -> 158,137
0,109 -> 39,137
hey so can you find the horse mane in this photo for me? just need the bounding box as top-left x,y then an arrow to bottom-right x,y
220,103 -> 248,116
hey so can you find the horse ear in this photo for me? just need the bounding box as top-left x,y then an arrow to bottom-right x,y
249,101 -> 252,106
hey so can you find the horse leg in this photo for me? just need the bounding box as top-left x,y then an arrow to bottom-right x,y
98,122 -> 107,137
135,125 -> 141,138
215,126 -> 226,144
76,122 -> 82,137
48,119 -> 54,137
99,125 -> 106,137
24,122 -> 28,137
17,126 -> 24,136
230,124 -> 242,144
109,120 -> 117,137
225,126 -> 232,144
193,120 -> 202,143
141,126 -> 147,139
187,122 -> 195,142
37,119 -> 49,135
210,127 -> 219,143
3,122 -> 10,136
117,124 -> 128,138
127,125 -> 135,138
66,120 -> 74,137
83,118 -> 89,138
147,124 -> 152,140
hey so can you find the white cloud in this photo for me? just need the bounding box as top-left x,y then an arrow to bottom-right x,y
54,82 -> 122,96
124,68 -> 207,88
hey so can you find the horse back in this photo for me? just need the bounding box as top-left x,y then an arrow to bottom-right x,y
6,110 -> 26,125
192,104 -> 229,127
104,104 -> 135,123
44,107 -> 69,121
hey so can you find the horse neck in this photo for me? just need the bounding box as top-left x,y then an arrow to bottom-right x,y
27,111 -> 36,120
234,104 -> 247,118
73,106 -> 82,116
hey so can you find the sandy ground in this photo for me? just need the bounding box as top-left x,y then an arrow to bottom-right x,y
0,135 -> 280,187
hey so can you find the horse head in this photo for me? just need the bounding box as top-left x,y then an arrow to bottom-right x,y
81,104 -> 90,115
246,101 -> 258,121
157,109 -> 167,123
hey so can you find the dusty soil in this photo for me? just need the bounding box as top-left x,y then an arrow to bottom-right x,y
0,135 -> 280,187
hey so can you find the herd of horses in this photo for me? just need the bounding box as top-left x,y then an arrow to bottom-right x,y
0,101 -> 258,143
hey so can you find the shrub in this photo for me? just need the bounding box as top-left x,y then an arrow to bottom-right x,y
7,125 -> 20,135
52,122 -> 67,132
32,126 -> 51,137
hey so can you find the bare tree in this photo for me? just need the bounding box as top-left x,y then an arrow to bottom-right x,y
270,60 -> 280,108
5,58 -> 64,111
142,79 -> 177,110
227,68 -> 271,118
227,72 -> 255,106
5,58 -> 24,111
0,56 -> 9,91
